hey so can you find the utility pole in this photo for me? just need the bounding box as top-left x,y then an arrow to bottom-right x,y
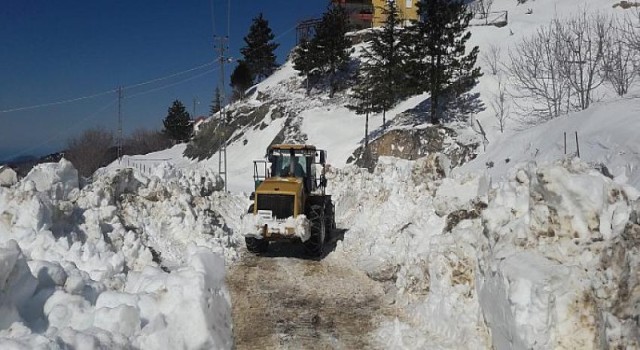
117,86 -> 123,162
215,35 -> 230,192
192,97 -> 198,118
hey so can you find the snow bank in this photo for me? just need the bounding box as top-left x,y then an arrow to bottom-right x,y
0,160 -> 240,349
478,159 -> 640,349
329,154 -> 492,349
329,155 -> 640,349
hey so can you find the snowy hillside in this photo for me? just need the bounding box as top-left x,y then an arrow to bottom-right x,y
458,96 -> 640,188
153,0 -> 640,194
2,0 -> 640,349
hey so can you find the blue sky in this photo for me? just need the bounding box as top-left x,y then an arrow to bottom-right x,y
0,0 -> 327,161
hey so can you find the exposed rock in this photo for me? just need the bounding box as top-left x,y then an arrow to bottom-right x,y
348,126 -> 478,172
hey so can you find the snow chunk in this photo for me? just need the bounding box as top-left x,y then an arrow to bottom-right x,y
23,159 -> 78,201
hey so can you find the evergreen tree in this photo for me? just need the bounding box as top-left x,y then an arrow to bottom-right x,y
314,4 -> 352,97
292,37 -> 321,95
404,0 -> 481,124
210,87 -> 222,116
347,72 -> 379,149
163,100 -> 192,142
230,60 -> 253,100
359,0 -> 404,130
240,13 -> 279,82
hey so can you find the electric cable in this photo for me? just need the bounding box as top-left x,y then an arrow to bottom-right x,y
0,60 -> 216,114
1,14 -> 298,115
4,99 -> 117,160
125,67 -> 218,99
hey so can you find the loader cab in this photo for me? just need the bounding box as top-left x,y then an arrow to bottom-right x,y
254,144 -> 327,193
271,152 -> 308,178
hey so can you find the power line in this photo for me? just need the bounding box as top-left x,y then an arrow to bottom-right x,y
0,60 -> 216,114
125,67 -> 218,99
117,87 -> 123,161
227,0 -> 231,39
0,89 -> 117,114
210,0 -> 217,38
124,61 -> 216,90
215,35 -> 229,193
2,66 -> 216,159
3,99 -> 117,160
0,18 -> 299,115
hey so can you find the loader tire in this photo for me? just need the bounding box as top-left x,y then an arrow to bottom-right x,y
325,201 -> 336,235
246,237 -> 268,253
304,204 -> 326,257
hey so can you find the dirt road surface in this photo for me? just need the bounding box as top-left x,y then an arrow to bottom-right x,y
227,242 -> 392,350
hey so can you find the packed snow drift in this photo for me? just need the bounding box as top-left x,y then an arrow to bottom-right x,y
329,156 -> 640,349
0,160 -> 243,349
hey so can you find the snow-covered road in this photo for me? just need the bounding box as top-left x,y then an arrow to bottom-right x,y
228,244 -> 395,350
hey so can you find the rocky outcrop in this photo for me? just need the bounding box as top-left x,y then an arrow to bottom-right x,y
347,126 -> 478,172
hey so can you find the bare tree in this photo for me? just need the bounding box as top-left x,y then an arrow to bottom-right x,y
623,9 -> 640,52
555,12 -> 610,110
491,78 -> 510,132
66,128 -> 115,177
124,128 -> 172,156
602,16 -> 640,96
482,44 -> 502,75
509,25 -> 569,123
471,0 -> 494,19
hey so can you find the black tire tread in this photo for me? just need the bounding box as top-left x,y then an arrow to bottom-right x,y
304,203 -> 326,257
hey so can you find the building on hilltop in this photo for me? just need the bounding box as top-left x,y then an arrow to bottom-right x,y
295,0 -> 419,44
332,0 -> 419,29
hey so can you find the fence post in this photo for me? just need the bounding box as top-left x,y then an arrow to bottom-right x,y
564,132 -> 567,155
575,131 -> 580,158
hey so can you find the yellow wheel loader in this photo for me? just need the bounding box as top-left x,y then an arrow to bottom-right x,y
242,144 -> 336,257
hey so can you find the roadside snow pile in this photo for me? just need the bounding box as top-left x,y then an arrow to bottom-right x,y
0,160 -> 240,349
479,158 -> 640,349
329,155 -> 640,349
329,154 -> 492,349
110,163 -> 247,266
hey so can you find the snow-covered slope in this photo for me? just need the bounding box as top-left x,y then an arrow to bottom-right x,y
457,97 -> 640,188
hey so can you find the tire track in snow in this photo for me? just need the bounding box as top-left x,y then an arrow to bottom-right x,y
227,246 -> 393,349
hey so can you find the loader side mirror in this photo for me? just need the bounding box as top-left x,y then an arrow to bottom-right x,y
319,150 -> 326,165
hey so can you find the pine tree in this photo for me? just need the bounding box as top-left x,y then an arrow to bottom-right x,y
240,13 -> 279,83
314,4 -> 352,97
230,60 -> 253,101
292,37 -> 321,95
404,0 -> 481,124
347,72 -> 379,149
360,0 -> 404,130
163,100 -> 192,142
210,87 -> 222,116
